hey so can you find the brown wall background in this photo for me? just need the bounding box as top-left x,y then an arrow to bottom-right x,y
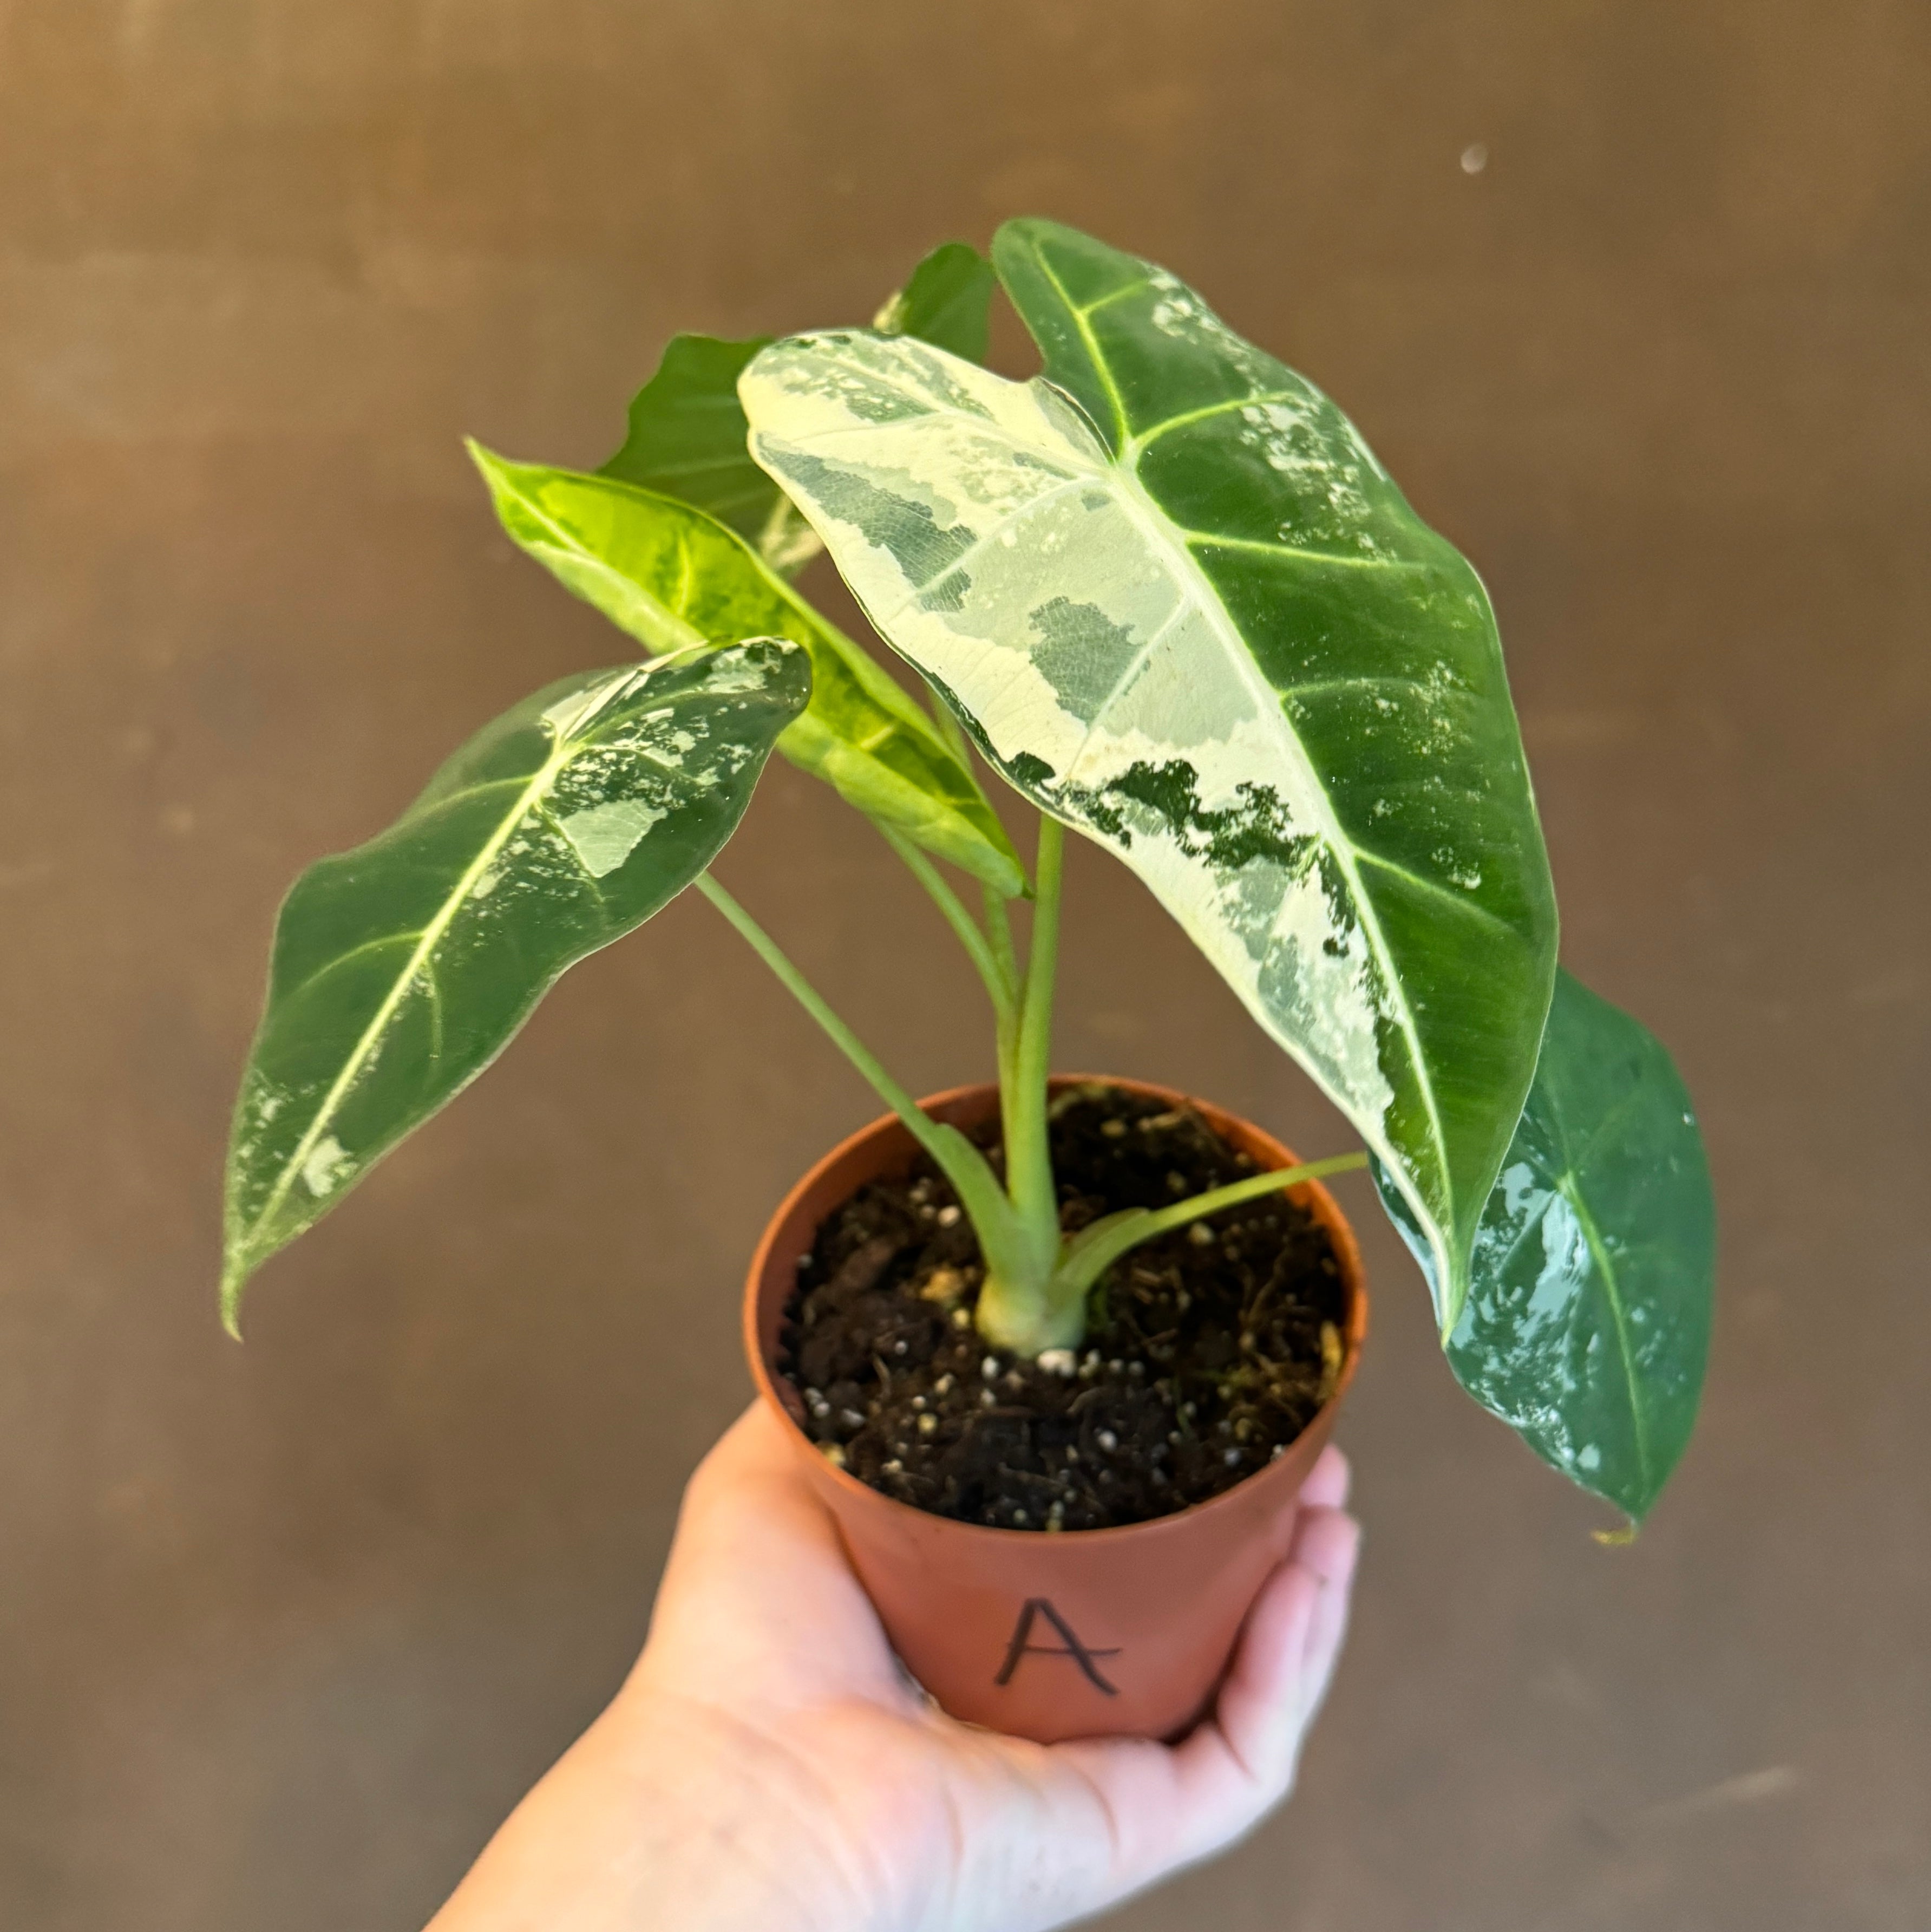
3,3 -> 1927,1927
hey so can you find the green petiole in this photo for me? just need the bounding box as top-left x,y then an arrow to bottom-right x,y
700,837 -> 1363,1362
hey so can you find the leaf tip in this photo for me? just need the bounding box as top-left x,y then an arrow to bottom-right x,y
991,212 -> 1057,253
1592,1518 -> 1640,1547
1435,1262 -> 1470,1348
463,435 -> 512,486
219,1267 -> 248,1342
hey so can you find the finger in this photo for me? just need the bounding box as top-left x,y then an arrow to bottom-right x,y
1292,1506 -> 1360,1732
1036,1499 -> 1361,1911
1212,1503 -> 1359,1772
1030,1564 -> 1321,1913
1156,1505 -> 1361,1862
1299,1443 -> 1351,1512
629,1404 -> 905,1706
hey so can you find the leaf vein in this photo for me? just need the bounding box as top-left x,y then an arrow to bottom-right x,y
1127,388 -> 1307,454
1073,276 -> 1157,320
1183,530 -> 1422,572
1355,849 -> 1519,937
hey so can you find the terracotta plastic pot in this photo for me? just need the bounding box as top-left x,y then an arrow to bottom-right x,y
743,1075 -> 1369,1745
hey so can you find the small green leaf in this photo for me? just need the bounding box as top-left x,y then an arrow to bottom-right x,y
598,243 -> 997,577
599,334 -> 816,573
472,442 -> 1024,897
873,240 -> 997,362
1375,970 -> 1716,1521
740,218 -> 1558,1329
221,640 -> 810,1327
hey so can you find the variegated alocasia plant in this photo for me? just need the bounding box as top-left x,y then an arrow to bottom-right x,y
222,223 -> 1713,1526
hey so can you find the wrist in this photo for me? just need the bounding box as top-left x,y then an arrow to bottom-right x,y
430,1683 -> 887,1932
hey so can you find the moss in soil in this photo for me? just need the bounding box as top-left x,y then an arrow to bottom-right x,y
776,1083 -> 1348,1531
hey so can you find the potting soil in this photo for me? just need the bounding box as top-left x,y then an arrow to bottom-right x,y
776,1083 -> 1348,1531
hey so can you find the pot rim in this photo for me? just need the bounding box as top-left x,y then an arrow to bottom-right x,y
744,1073 -> 1370,1548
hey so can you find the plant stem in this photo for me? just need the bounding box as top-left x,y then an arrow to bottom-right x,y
1005,814 -> 1064,1254
694,872 -> 1028,1275
695,873 -> 924,1129
920,696 -> 1025,989
975,816 -> 1070,1353
914,693 -> 1025,1027
875,824 -> 1015,1018
980,883 -> 1020,994
1051,1152 -> 1370,1300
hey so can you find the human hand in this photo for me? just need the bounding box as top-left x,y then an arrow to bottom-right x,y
427,1402 -> 1361,1932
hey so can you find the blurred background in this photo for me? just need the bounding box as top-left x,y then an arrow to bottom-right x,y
3,2 -> 1927,1927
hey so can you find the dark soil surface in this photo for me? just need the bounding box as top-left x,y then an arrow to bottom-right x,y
776,1082 -> 1348,1531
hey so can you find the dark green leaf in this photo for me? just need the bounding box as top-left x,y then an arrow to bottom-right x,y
598,334 -> 817,573
221,641 -> 810,1327
597,243 -> 996,577
471,443 -> 1024,896
873,240 -> 997,362
741,218 -> 1558,1328
1375,970 -> 1715,1520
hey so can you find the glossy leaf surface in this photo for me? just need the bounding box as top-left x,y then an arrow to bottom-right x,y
472,443 -> 1023,896
221,641 -> 809,1326
1376,970 -> 1715,1520
741,217 -> 1557,1325
598,243 -> 996,576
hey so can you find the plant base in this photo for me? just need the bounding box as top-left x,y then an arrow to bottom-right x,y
742,1075 -> 1369,1745
779,1084 -> 1350,1530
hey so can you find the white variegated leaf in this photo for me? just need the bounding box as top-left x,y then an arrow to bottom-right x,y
739,219 -> 1558,1328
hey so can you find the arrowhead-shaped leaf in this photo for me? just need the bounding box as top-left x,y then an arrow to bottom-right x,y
471,443 -> 1024,897
221,639 -> 810,1328
599,242 -> 997,577
1376,970 -> 1715,1521
739,217 -> 1558,1326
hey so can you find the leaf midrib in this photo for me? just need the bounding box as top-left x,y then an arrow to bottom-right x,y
1557,1169 -> 1653,1494
1023,244 -> 1458,1296
1110,453 -> 1456,1285
1541,1066 -> 1657,1496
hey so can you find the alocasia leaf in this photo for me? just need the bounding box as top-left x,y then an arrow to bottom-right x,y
598,242 -> 996,577
221,639 -> 809,1327
872,240 -> 997,362
1376,970 -> 1715,1521
739,217 -> 1558,1328
599,334 -> 818,573
470,442 -> 1024,897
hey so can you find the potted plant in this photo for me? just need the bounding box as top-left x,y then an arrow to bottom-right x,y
220,220 -> 1714,1744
